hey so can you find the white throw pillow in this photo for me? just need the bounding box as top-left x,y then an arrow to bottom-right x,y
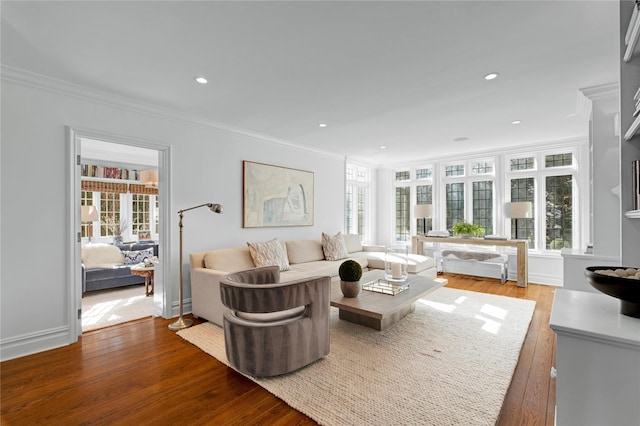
247,238 -> 290,271
322,232 -> 349,261
81,244 -> 124,269
342,234 -> 363,253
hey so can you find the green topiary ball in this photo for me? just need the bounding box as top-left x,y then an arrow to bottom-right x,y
339,259 -> 363,282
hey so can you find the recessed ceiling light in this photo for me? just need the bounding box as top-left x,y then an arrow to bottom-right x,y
484,73 -> 499,80
380,145 -> 387,149
195,76 -> 208,84
318,123 -> 327,128
453,137 -> 469,142
512,120 -> 522,125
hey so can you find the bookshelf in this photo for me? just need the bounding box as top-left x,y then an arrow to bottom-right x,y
81,164 -> 141,181
620,0 -> 640,264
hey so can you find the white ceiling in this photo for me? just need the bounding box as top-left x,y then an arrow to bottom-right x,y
1,1 -> 621,165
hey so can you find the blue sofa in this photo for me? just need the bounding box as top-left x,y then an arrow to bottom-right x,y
82,242 -> 158,295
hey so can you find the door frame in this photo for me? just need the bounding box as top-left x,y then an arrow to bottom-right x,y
67,126 -> 173,338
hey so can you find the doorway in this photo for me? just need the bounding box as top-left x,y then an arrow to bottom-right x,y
68,128 -> 172,338
80,138 -> 159,331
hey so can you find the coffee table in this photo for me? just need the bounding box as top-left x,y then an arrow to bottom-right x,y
330,269 -> 447,330
130,264 -> 154,296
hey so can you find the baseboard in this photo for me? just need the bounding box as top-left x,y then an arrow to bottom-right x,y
528,273 -> 563,287
169,297 -> 193,318
1,326 -> 73,362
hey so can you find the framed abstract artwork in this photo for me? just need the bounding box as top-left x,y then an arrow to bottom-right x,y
243,161 -> 314,228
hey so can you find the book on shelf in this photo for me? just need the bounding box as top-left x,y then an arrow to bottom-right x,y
633,160 -> 640,210
80,163 -> 141,181
626,1 -> 639,46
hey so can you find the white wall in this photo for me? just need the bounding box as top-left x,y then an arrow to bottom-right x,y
0,74 -> 345,360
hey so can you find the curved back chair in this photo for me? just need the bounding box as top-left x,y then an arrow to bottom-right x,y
219,266 -> 331,377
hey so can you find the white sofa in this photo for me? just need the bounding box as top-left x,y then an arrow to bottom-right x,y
189,234 -> 436,325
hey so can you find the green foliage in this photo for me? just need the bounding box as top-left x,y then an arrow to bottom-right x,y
452,222 -> 484,237
339,260 -> 363,282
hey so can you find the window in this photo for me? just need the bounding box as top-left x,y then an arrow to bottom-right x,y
388,146 -> 583,252
387,147 -> 584,252
472,180 -> 493,235
154,197 -> 160,235
445,182 -> 464,232
546,175 -> 573,249
506,150 -> 578,251
472,162 -> 494,175
391,165 -> 435,241
510,157 -> 535,171
510,177 -> 535,246
346,164 -> 371,242
395,170 -> 410,181
416,184 -> 433,234
442,160 -> 495,234
445,164 -> 464,177
81,191 -> 94,238
416,168 -> 432,180
132,194 -> 151,235
545,153 -> 572,168
100,193 -> 122,236
395,186 -> 410,241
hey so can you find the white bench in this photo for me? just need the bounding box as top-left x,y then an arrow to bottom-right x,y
436,249 -> 508,283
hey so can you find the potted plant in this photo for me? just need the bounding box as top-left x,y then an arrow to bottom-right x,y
339,259 -> 363,298
452,222 -> 484,238
104,215 -> 128,245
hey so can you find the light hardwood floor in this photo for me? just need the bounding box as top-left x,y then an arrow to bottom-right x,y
1,274 -> 557,425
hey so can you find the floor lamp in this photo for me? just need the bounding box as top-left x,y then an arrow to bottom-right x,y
169,202 -> 223,331
414,204 -> 433,236
509,201 -> 532,240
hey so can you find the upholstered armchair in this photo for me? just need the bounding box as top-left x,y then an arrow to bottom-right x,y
219,266 -> 331,378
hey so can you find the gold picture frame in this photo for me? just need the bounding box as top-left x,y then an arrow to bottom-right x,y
243,161 -> 314,228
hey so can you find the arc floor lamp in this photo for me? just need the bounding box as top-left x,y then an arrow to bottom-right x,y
169,202 -> 223,331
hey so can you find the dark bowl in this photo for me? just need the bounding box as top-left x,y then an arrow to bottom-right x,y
585,266 -> 640,318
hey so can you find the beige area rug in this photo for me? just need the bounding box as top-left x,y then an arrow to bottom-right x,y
82,285 -> 153,332
178,287 -> 536,425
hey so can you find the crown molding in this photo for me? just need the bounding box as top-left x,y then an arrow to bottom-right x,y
378,136 -> 588,170
0,65 -> 343,160
579,82 -> 619,101
576,81 -> 620,117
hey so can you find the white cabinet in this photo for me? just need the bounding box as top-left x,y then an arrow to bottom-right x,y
550,289 -> 640,425
560,249 -> 620,292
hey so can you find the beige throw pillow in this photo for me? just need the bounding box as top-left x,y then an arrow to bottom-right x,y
247,238 -> 290,271
322,232 -> 349,261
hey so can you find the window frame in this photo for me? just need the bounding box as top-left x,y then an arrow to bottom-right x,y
384,142 -> 586,253
84,191 -> 160,242
345,163 -> 372,243
441,158 -> 497,235
504,147 -> 582,252
391,165 -> 436,241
